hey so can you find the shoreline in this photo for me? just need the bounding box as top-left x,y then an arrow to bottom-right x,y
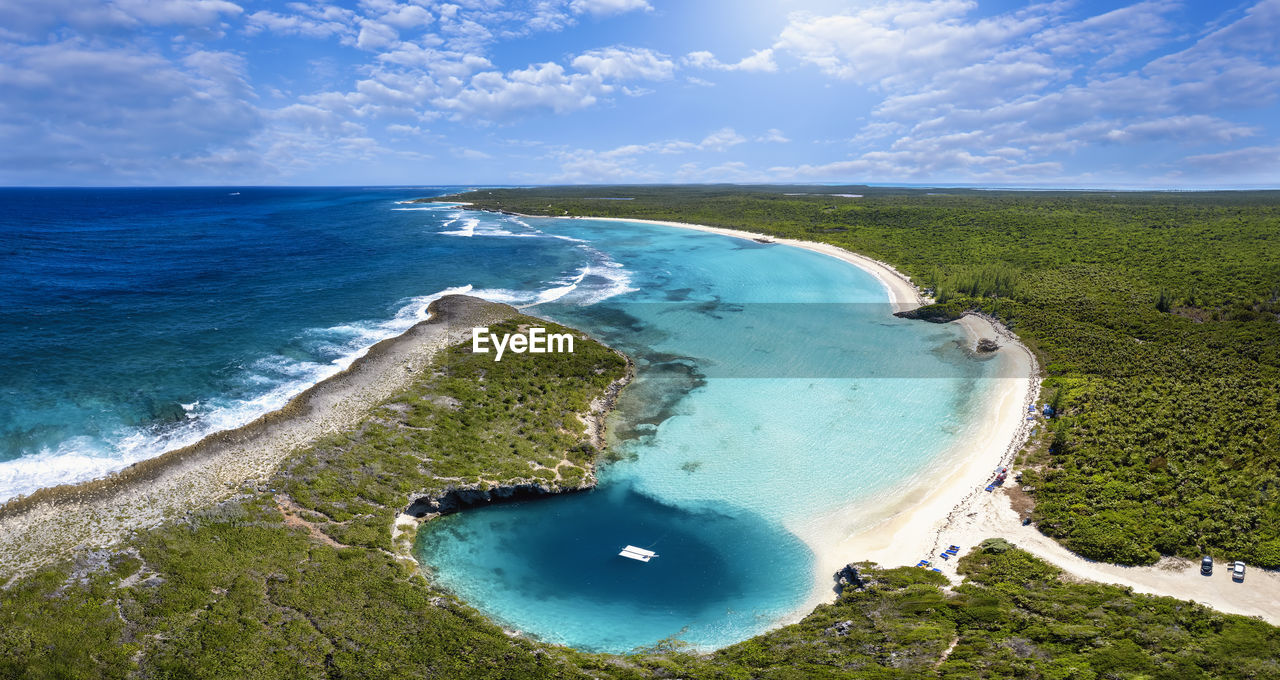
0,295 -> 521,578
549,212 -> 1280,628
558,216 -> 1040,626
560,217 -> 928,312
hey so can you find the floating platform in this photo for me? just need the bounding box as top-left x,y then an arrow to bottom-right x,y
619,545 -> 658,562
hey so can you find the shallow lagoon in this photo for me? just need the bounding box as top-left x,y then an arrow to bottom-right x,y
419,215 -> 994,652
0,190 -> 992,652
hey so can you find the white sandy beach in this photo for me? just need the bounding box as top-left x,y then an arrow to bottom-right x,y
565,217 -> 1039,618
568,215 -> 1280,628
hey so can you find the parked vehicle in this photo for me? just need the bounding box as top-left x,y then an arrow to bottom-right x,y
1232,561 -> 1246,582
1201,556 -> 1213,575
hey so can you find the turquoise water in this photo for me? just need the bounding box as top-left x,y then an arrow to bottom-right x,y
420,216 -> 996,652
1,191 -> 995,653
0,189 -> 618,498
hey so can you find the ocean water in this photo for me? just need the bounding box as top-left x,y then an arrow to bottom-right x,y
0,188 -> 999,653
0,187 -> 625,498
418,218 -> 1000,652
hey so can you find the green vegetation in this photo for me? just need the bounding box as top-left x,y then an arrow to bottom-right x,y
645,539 -> 1280,679
439,186 -> 1280,567
1,315 -> 627,679
3,311 -> 1279,678
279,317 -> 624,551
10,519 -> 1279,679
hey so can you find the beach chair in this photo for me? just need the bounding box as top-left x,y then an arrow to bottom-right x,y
931,568 -> 942,573
939,552 -> 949,560
948,545 -> 961,553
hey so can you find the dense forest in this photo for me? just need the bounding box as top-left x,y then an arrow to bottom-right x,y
4,322 -> 1278,679
432,186 -> 1280,568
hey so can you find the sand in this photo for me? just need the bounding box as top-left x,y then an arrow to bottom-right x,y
946,479 -> 1280,624
568,214 -> 1280,627
564,217 -> 926,312
0,295 -> 520,578
558,217 -> 1036,599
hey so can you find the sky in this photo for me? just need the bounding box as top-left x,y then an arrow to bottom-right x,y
1,0 -> 1278,187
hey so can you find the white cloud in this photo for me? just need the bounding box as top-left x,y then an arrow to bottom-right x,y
453,147 -> 492,160
1182,145 -> 1280,174
377,44 -> 491,76
548,148 -> 661,182
698,127 -> 746,151
0,40 -> 262,183
571,46 -> 675,81
375,3 -> 434,30
357,19 -> 400,50
1035,0 -> 1181,68
757,128 -> 790,143
774,0 -> 1049,85
674,160 -> 770,182
684,48 -> 777,73
760,0 -> 1280,183
110,0 -> 243,26
1103,115 -> 1258,144
0,0 -> 242,39
545,127 -> 765,181
246,6 -> 356,40
433,46 -> 674,119
569,0 -> 652,17
434,62 -> 602,117
771,150 -> 1062,182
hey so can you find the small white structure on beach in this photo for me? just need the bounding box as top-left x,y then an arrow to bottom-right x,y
618,545 -> 658,562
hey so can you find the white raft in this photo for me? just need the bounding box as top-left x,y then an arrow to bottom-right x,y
618,545 -> 658,562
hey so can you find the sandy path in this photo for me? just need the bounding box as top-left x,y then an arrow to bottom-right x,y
0,296 -> 518,578
947,486 -> 1280,624
564,214 -> 1279,627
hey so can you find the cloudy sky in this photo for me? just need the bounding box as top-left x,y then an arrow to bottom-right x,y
2,0 -> 1277,186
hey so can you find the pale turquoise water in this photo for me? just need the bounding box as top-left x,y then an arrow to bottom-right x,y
419,215 -> 996,652
2,190 -> 991,653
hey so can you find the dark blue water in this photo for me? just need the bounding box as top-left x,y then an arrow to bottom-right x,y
0,187 -> 595,496
2,188 -> 1001,654
422,484 -> 810,653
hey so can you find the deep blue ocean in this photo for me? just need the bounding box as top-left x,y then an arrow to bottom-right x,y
0,187 -> 1004,652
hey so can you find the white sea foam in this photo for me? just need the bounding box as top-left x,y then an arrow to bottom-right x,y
464,252 -> 635,309
0,438 -> 140,501
0,204 -> 637,502
439,217 -> 479,237
436,212 -> 585,242
573,262 -> 637,305
393,201 -> 468,209
0,284 -> 478,503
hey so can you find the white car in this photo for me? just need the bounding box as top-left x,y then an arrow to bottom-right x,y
1232,561 -> 1246,582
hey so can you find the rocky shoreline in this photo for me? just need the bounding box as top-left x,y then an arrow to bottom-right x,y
403,352 -> 634,518
0,295 -> 528,577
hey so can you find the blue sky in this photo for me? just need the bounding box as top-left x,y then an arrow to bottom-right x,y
1,0 -> 1277,187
